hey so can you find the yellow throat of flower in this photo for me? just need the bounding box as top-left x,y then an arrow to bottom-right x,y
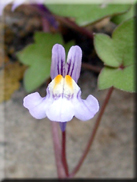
49,74 -> 79,99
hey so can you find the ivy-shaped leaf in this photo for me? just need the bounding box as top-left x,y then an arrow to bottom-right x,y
98,65 -> 134,93
94,18 -> 135,92
17,32 -> 74,92
46,4 -> 130,26
111,5 -> 135,25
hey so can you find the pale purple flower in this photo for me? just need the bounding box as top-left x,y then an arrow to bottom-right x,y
0,0 -> 44,16
23,44 -> 99,131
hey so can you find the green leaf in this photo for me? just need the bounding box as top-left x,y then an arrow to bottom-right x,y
98,65 -> 135,92
111,5 -> 135,25
24,64 -> 50,93
94,18 -> 135,92
17,33 -> 64,92
46,4 -> 130,26
94,34 -> 120,67
112,18 -> 135,66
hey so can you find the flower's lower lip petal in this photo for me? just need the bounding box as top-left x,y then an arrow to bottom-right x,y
46,98 -> 74,122
23,92 -> 47,119
74,95 -> 99,121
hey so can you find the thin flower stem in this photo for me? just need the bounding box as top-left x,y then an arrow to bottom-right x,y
62,131 -> 69,176
69,87 -> 114,177
82,63 -> 102,73
55,15 -> 93,40
51,122 -> 66,178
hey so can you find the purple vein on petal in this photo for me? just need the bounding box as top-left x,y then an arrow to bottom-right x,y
66,46 -> 82,83
70,58 -> 75,77
51,44 -> 66,80
61,59 -> 64,76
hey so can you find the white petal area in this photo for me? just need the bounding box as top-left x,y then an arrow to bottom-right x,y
23,92 -> 47,119
46,97 -> 75,122
73,95 -> 99,121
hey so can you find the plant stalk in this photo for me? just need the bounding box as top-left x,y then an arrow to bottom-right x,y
82,63 -> 101,73
51,122 -> 66,178
69,87 -> 114,177
62,131 -> 69,176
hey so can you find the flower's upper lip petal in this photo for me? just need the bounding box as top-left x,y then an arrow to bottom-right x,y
66,45 -> 82,83
23,92 -> 47,119
73,95 -> 99,121
51,44 -> 66,80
